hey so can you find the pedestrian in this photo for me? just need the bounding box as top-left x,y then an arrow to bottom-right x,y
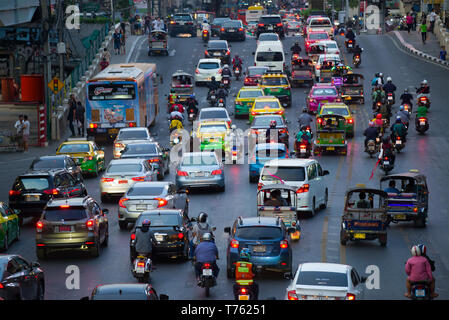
145,16 -> 151,34
76,101 -> 85,137
103,47 -> 111,63
113,29 -> 121,55
120,13 -> 126,35
420,21 -> 427,44
14,114 -> 24,150
134,15 -> 141,35
129,15 -> 135,35
440,46 -> 447,61
22,115 -> 30,152
120,29 -> 126,54
429,9 -> 437,33
67,94 -> 77,137
412,12 -> 417,31
100,57 -> 109,70
406,13 -> 413,33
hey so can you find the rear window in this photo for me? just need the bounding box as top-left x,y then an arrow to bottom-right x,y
118,130 -> 149,140
223,21 -> 241,28
122,144 -> 157,155
59,144 -> 90,153
248,68 -> 268,77
107,163 -> 143,173
44,207 -> 87,221
312,88 -> 337,96
296,271 -> 348,287
239,90 -> 264,98
252,115 -> 284,127
208,41 -> 228,49
136,214 -> 180,227
181,154 -> 218,166
14,177 -> 50,191
325,42 -> 338,49
261,166 -> 306,181
199,124 -> 227,133
258,34 -> 279,41
213,18 -> 231,25
93,293 -> 148,300
127,186 -> 165,196
174,14 -> 192,21
256,51 -> 283,62
321,107 -> 349,116
310,19 -> 331,27
199,62 -> 220,70
261,77 -> 288,86
259,16 -> 281,24
253,101 -> 280,110
309,33 -> 329,40
236,226 -> 282,240
256,148 -> 286,158
31,158 -> 65,170
200,110 -> 228,119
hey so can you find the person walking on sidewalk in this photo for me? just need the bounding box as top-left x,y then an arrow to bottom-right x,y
14,115 -> 24,150
22,115 -> 30,152
113,29 -> 121,55
145,16 -> 151,34
120,29 -> 126,55
429,9 -> 437,33
420,21 -> 427,44
68,95 -> 77,137
440,46 -> 447,61
103,47 -> 111,64
76,101 -> 85,137
406,13 -> 413,33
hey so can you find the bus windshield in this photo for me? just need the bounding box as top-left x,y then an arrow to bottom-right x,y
88,83 -> 136,100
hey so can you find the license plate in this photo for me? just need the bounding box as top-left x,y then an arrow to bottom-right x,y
326,147 -> 335,151
354,233 -> 366,239
136,266 -> 145,274
253,245 -> 266,253
58,226 -> 72,232
348,44 -> 353,47
155,234 -> 164,242
195,172 -> 205,177
109,128 -> 119,134
321,100 -> 328,103
388,97 -> 393,100
268,26 -> 273,30
214,52 -> 221,56
396,140 -> 402,145
228,29 -> 235,32
211,95 -> 216,99
383,161 -> 390,165
368,146 -> 375,151
118,180 -> 128,184
203,269 -> 213,276
238,295 -> 250,300
136,205 -> 147,210
415,289 -> 425,297
394,214 -> 406,220
420,121 -> 426,126
300,148 -> 306,153
25,195 -> 40,202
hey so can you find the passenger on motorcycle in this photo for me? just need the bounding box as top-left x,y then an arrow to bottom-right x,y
363,121 -> 379,148
415,104 -> 428,126
379,136 -> 395,164
297,107 -> 314,128
190,212 -> 214,259
405,245 -> 438,298
134,219 -> 156,260
373,113 -> 384,129
265,120 -> 278,143
396,106 -> 410,126
345,27 -> 356,41
371,72 -> 384,86
169,106 -> 184,122
383,77 -> 397,97
185,94 -> 198,114
296,126 -> 312,144
233,248 -> 259,300
290,42 -> 302,54
194,233 -> 219,285
222,64 -> 232,77
372,84 -> 386,104
232,55 -> 243,70
400,88 -> 414,106
352,44 -> 363,59
169,100 -> 185,113
416,79 -> 430,95
390,117 -> 408,141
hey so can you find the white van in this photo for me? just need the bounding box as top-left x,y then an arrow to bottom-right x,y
258,159 -> 329,216
254,42 -> 285,72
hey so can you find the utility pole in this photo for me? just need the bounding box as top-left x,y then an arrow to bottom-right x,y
111,0 -> 115,26
57,0 -> 64,81
41,0 -> 52,138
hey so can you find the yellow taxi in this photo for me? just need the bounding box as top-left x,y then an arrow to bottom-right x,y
56,138 -> 106,176
318,103 -> 355,137
234,86 -> 265,118
193,120 -> 231,153
249,96 -> 285,123
258,73 -> 292,108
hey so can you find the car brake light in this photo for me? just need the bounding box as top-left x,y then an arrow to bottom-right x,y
89,123 -> 98,129
195,68 -> 200,74
130,233 -> 136,240
86,219 -> 94,231
101,178 -> 114,182
288,290 -> 299,300
419,118 -> 426,121
9,190 -> 20,196
211,169 -> 222,175
296,184 -> 310,193
346,293 -> 356,300
221,28 -> 225,32
257,183 -> 263,190
128,122 -> 136,127
118,198 -> 129,208
277,110 -> 284,115
114,143 -> 124,149
347,119 -> 353,124
279,129 -> 287,134
177,232 -> 184,239
36,221 -> 43,232
218,69 -> 222,74
230,239 -> 239,248
205,50 -> 209,56
148,158 -> 160,163
0,283 -> 3,289
131,176 -> 146,182
238,28 -> 243,31
226,49 -> 230,55
177,170 -> 188,176
258,23 -> 264,27
154,198 -> 168,208
203,30 -> 208,34
300,144 -> 306,149
84,156 -> 93,161
43,188 -> 59,195
60,205 -> 70,208
277,23 -> 283,27
280,240 -> 288,249
170,21 -> 175,24
315,65 -> 320,69
203,263 -> 211,268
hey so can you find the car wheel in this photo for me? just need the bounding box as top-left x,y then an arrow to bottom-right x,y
90,239 -> 100,257
249,175 -> 257,183
36,281 -> 45,300
118,221 -> 128,230
340,230 -> 347,246
102,228 -> 109,247
165,162 -> 170,174
1,234 -> 8,252
93,164 -> 99,177
184,201 -> 189,217
321,189 -> 328,209
218,184 -> 225,192
227,263 -> 233,279
379,233 -> 387,247
157,169 -> 165,181
310,198 -> 316,217
36,247 -> 46,260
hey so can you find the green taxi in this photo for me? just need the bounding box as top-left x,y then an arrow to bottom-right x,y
234,87 -> 265,118
56,138 -> 106,176
193,121 -> 231,154
258,73 -> 292,108
318,103 -> 355,138
0,202 -> 20,251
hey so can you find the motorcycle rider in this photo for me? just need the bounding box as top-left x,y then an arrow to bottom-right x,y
400,88 -> 414,107
371,72 -> 384,86
396,105 -> 410,127
390,117 -> 408,142
383,77 -> 397,100
405,245 -> 438,298
416,79 -> 430,95
266,120 -> 278,143
345,27 -> 356,42
415,103 -> 428,125
169,105 -> 184,122
352,44 -> 363,60
373,113 -> 384,129
379,136 -> 396,165
233,248 -> 259,300
384,180 -> 400,194
190,212 -> 214,259
194,233 -> 219,285
134,219 -> 156,261
169,99 -> 185,113
363,121 -> 379,149
208,76 -> 220,99
290,42 -> 302,54
222,64 -> 232,77
296,126 -> 312,144
232,54 -> 243,71
298,107 -> 314,128
185,94 -> 199,116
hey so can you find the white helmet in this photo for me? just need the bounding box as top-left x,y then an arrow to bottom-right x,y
379,72 -> 383,77
421,79 -> 428,85
387,77 -> 392,82
411,245 -> 422,256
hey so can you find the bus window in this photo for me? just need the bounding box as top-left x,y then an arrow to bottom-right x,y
88,84 -> 136,100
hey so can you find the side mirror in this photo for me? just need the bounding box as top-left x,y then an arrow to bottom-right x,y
103,209 -> 109,215
290,151 -> 295,157
152,133 -> 159,137
32,262 -> 41,268
224,227 -> 231,233
163,147 -> 170,152
252,52 -> 255,55
287,227 -> 296,234
80,296 -> 90,300
190,217 -> 197,223
212,226 -> 217,231
361,276 -> 367,283
100,147 -> 105,151
322,170 -> 329,176
159,294 -> 169,300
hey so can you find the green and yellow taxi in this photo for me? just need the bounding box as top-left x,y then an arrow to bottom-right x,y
0,202 -> 20,251
193,121 -> 231,153
234,86 -> 265,118
318,103 -> 355,138
249,96 -> 285,124
56,138 -> 106,176
258,73 -> 292,108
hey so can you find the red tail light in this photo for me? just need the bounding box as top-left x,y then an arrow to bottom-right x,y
258,23 -> 264,27
296,184 -> 310,193
36,221 -> 43,232
118,198 -> 129,208
280,240 -> 288,249
9,190 -> 20,196
232,151 -> 237,156
137,261 -> 145,267
277,110 -> 284,115
240,288 -> 247,294
251,111 -> 257,115
300,144 -> 306,149
211,169 -> 223,175
221,28 -> 225,32
195,69 -> 200,74
86,219 -> 94,231
384,157 -> 389,160
154,198 -> 168,208
84,156 -> 93,161
43,188 -> 59,195
238,28 -> 243,31
346,293 -> 356,300
230,239 -> 239,248
89,123 -> 98,129
347,119 -> 353,124
317,118 -> 323,124
203,30 -> 208,34
148,158 -> 160,163
131,176 -> 146,182
130,233 -> 136,240
288,290 -> 299,300
204,50 -> 209,56
277,23 -> 283,27
396,137 -> 401,140
101,178 -> 114,182
203,263 -> 211,268
177,170 -> 188,176
60,205 -> 70,209
279,128 -> 287,134
226,49 -> 230,55
218,69 -> 222,74
257,183 -> 263,190
128,122 -> 136,128
419,118 -> 427,121
114,143 -> 124,149
177,232 -> 184,239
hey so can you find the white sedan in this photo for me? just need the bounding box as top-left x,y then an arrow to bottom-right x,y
319,40 -> 341,56
285,262 -> 366,300
194,58 -> 222,85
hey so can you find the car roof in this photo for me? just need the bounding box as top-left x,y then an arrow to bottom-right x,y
252,114 -> 284,121
200,107 -> 229,113
95,283 -> 149,295
318,54 -> 341,60
312,84 -> 337,89
60,140 -> 92,145
239,86 -> 264,91
322,103 -> 349,108
198,58 -> 221,63
255,142 -> 286,150
298,262 -> 350,274
254,95 -> 278,101
237,216 -> 282,227
140,209 -> 184,216
119,127 -> 148,132
257,42 -> 283,50
182,151 -> 216,157
199,120 -> 228,125
259,33 -> 279,37
108,158 -> 147,165
21,169 -> 65,176
208,40 -> 228,45
35,155 -> 69,160
47,196 -> 91,207
131,181 -> 171,188
264,158 -> 317,167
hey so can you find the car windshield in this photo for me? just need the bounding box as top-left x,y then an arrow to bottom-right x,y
106,163 -> 142,173
136,214 -> 180,227
256,52 -> 283,62
122,144 -> 157,155
200,110 -> 228,119
181,154 -> 218,166
118,130 -> 148,140
174,15 -> 192,21
236,226 -> 282,240
208,42 -> 228,49
322,107 -> 349,116
31,158 -> 65,169
239,90 -> 264,98
261,77 -> 288,86
252,116 -> 284,127
260,16 -> 281,24
261,166 -> 306,181
15,177 -> 50,191
248,68 -> 268,77
253,101 -> 280,110
259,34 -> 279,41
199,62 -> 220,70
127,186 -> 165,196
59,144 -> 90,153
44,207 -> 87,221
312,88 -> 337,96
325,42 -> 338,49
309,33 -> 328,40
223,21 -> 241,28
296,271 -> 348,287
310,19 -> 331,27
199,124 -> 227,133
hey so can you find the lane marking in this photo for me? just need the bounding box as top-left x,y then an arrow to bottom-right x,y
321,216 -> 329,262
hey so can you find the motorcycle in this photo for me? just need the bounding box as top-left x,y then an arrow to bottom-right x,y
373,101 -> 383,113
415,117 -> 429,134
132,255 -> 152,283
403,103 -> 412,113
170,131 -> 182,146
295,140 -> 311,158
198,262 -> 217,297
386,92 -> 395,106
346,39 -> 355,52
410,281 -> 432,300
417,95 -> 430,110
393,135 -> 405,152
379,155 -> 394,174
365,139 -> 377,158
233,66 -> 241,80
217,98 -> 226,108
202,29 -> 210,42
208,90 -> 217,107
187,107 -> 197,123
353,54 -> 361,68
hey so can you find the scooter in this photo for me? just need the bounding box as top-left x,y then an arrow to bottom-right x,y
187,107 -> 198,123
393,135 -> 405,152
417,95 -> 430,110
365,139 -> 377,158
208,90 -> 217,107
379,155 -> 394,174
386,92 -> 395,106
198,262 -> 217,297
294,140 -> 311,158
217,98 -> 226,108
233,66 -> 241,80
132,255 -> 152,283
415,117 -> 429,134
410,281 -> 432,300
346,39 -> 355,53
202,29 -> 210,42
353,54 -> 361,68
221,75 -> 231,89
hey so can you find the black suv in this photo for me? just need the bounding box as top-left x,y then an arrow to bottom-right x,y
256,15 -> 285,39
168,13 -> 197,37
204,40 -> 231,64
9,169 -> 87,223
30,155 -> 83,183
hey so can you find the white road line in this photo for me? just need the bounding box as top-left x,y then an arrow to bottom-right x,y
126,37 -> 146,63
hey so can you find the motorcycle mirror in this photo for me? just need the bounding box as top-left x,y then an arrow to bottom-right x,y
361,276 -> 367,283
159,294 -> 169,300
285,120 -> 291,124
224,227 -> 231,233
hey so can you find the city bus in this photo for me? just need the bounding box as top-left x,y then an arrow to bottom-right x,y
86,63 -> 158,140
246,6 -> 265,24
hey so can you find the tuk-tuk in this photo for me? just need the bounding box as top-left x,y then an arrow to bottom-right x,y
340,73 -> 364,104
314,114 -> 347,155
194,11 -> 215,27
380,170 -> 429,227
340,186 -> 389,246
168,70 -> 194,111
290,56 -> 314,87
319,60 -> 337,83
307,43 -> 326,65
148,30 -> 169,56
330,65 -> 351,91
257,185 -> 301,241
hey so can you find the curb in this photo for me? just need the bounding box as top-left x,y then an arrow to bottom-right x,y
392,31 -> 449,67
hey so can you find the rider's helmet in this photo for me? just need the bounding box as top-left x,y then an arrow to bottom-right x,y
198,212 -> 208,223
396,116 -> 402,123
270,120 -> 277,128
224,64 -> 229,69
418,244 -> 427,256
376,113 -> 382,119
235,54 -> 239,59
302,107 -> 308,113
382,136 -> 390,144
421,79 -> 428,85
141,219 -> 151,232
387,77 -> 392,82
172,105 -> 179,112
239,248 -> 251,262
201,232 -> 212,242
404,88 -> 409,93
399,105 -> 404,111
295,41 -> 299,46
411,245 -> 422,256
379,72 -> 383,77
211,76 -> 216,81
190,94 -> 195,98
368,121 -> 374,127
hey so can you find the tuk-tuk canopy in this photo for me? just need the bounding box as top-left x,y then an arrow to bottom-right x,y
150,30 -> 167,39
345,188 -> 389,211
292,57 -> 312,68
308,43 -> 326,54
380,171 -> 426,183
171,71 -> 193,87
258,184 -> 297,193
346,188 -> 388,199
317,114 -> 346,131
342,73 -> 364,85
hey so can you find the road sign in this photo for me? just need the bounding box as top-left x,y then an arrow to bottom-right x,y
48,77 -> 64,94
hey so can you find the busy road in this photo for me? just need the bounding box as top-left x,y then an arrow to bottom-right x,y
1,23 -> 449,300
